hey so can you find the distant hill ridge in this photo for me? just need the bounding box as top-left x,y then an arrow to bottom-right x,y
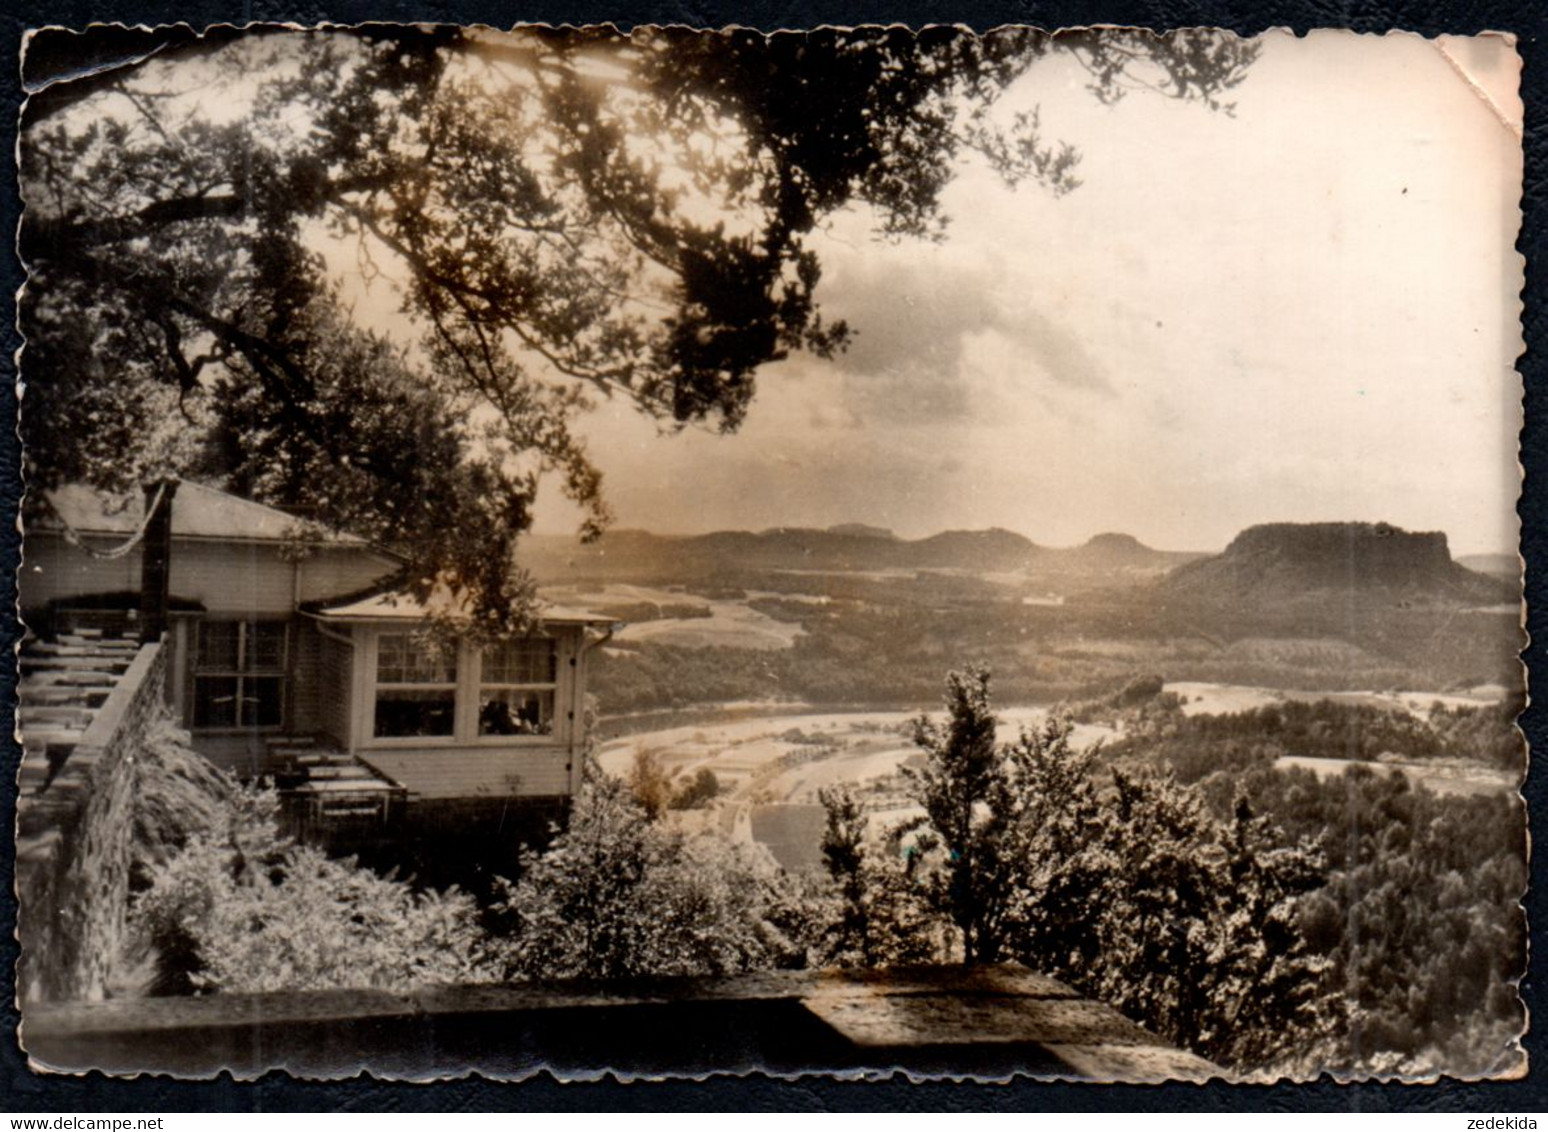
1457,552 -> 1519,579
1160,521 -> 1512,607
1068,532 -> 1163,564
522,522 -> 1199,581
826,523 -> 896,540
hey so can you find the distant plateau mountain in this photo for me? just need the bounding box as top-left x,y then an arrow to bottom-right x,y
1159,522 -> 1514,609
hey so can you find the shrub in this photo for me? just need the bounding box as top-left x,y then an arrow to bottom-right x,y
489,768 -> 809,980
131,791 -> 490,994
670,768 -> 721,810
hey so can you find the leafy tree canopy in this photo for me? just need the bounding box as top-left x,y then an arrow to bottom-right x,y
20,25 -> 1257,632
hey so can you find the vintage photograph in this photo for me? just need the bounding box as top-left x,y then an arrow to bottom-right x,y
11,24 -> 1527,1083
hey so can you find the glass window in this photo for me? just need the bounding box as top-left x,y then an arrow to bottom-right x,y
192,675 -> 240,729
375,688 -> 457,738
199,621 -> 241,672
247,622 -> 288,671
245,675 -> 285,728
482,640 -> 557,685
478,688 -> 555,736
478,638 -> 557,737
377,633 -> 457,684
192,620 -> 286,730
374,633 -> 459,738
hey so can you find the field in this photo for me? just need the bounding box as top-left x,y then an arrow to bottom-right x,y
1166,681 -> 1508,718
1272,754 -> 1516,798
548,583 -> 805,650
579,565 -> 1522,717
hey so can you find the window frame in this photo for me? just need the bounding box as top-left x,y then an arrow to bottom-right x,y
370,631 -> 460,741
361,628 -> 569,748
475,638 -> 560,740
190,618 -> 289,733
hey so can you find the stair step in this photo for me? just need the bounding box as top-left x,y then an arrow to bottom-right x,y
57,633 -> 137,648
17,761 -> 51,795
22,736 -> 82,769
21,671 -> 120,688
20,706 -> 95,728
306,765 -> 377,781
269,735 -> 317,749
28,642 -> 136,658
17,685 -> 110,707
22,725 -> 84,743
21,656 -> 130,671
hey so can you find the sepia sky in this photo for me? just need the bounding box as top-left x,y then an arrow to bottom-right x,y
523,30 -> 1524,556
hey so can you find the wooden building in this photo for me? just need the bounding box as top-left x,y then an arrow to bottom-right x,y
21,481 -> 616,852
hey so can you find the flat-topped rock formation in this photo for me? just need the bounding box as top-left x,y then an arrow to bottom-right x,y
1160,521 -> 1513,608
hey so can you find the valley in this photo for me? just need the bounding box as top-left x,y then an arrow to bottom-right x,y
593,680 -> 1517,871
538,518 -> 1524,877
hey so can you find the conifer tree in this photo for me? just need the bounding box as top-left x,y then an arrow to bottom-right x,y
906,666 -> 1018,963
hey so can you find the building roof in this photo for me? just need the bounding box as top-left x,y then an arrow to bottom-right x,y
359,750 -> 556,801
310,587 -> 616,627
37,481 -> 368,546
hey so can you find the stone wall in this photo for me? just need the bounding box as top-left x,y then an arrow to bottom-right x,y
21,963 -> 1221,1082
14,641 -> 168,1005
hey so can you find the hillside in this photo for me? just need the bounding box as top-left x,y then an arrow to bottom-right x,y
1457,552 -> 1520,579
521,523 -> 1210,586
1047,532 -> 1202,576
827,523 -> 897,540
521,524 -> 1046,579
1159,522 -> 1513,609
910,528 -> 1045,571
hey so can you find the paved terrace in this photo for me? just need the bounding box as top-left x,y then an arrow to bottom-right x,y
22,964 -> 1220,1082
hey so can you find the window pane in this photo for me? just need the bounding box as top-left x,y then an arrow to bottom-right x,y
246,623 -> 287,671
193,675 -> 240,728
481,639 -> 556,685
478,688 -> 555,736
375,688 -> 456,737
198,622 -> 241,672
243,676 -> 285,728
377,633 -> 456,684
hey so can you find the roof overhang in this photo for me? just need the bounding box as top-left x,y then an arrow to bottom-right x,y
304,588 -> 619,629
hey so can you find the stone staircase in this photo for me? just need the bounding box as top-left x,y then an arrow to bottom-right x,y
17,629 -> 142,796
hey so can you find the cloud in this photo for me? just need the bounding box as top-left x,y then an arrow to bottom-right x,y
828,257 -> 1001,381
814,243 -> 1112,426
1010,308 -> 1112,395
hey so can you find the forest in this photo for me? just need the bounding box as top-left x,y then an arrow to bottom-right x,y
590,582 -> 1518,717
1100,694 -> 1525,777
1102,690 -> 1526,1074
